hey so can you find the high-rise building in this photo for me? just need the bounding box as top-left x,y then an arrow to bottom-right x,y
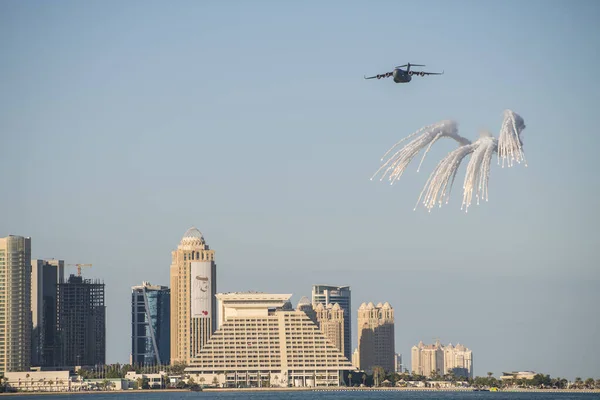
357,302 -> 395,374
352,348 -> 359,370
394,353 -> 403,373
443,343 -> 473,378
131,281 -> 170,366
31,259 -> 64,367
56,274 -> 105,366
170,227 -> 216,365
312,285 -> 351,361
186,293 -> 355,387
411,340 -> 444,377
0,235 -> 32,373
314,303 -> 345,356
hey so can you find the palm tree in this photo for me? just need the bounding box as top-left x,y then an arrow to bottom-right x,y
585,378 -> 594,389
373,366 -> 385,387
362,373 -> 366,386
575,377 -> 582,389
199,376 -> 205,388
348,373 -> 352,387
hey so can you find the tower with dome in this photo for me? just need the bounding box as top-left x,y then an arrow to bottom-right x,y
169,227 -> 217,365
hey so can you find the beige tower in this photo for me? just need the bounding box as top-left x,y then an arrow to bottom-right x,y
411,340 -> 444,377
314,303 -> 345,357
170,227 -> 216,365
443,343 -> 473,378
357,302 -> 395,374
0,235 -> 32,373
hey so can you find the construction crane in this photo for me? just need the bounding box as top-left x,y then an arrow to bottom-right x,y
67,263 -> 92,277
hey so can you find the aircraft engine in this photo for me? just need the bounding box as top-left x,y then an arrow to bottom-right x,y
377,75 -> 382,79
420,71 -> 425,77
408,71 -> 413,76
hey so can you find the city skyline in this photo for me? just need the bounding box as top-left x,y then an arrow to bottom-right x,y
2,0 -> 599,381
2,229 -> 598,380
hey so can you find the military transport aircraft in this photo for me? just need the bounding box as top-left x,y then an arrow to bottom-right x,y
364,62 -> 444,84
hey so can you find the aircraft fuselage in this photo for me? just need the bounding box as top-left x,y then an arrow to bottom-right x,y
393,69 -> 412,83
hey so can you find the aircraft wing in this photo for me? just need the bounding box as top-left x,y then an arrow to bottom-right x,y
364,71 -> 393,80
414,70 -> 444,76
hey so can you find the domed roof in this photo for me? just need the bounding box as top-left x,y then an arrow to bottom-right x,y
382,302 -> 391,309
183,226 -> 203,240
358,303 -> 367,310
314,303 -> 325,311
331,303 -> 341,310
297,296 -> 311,308
367,302 -> 374,309
376,302 -> 383,308
179,226 -> 206,249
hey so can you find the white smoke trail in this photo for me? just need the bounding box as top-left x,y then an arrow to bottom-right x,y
415,143 -> 476,212
461,133 -> 497,212
372,110 -> 527,212
370,120 -> 470,185
498,109 -> 527,168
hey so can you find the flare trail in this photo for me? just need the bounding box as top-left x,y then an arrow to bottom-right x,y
372,110 -> 527,212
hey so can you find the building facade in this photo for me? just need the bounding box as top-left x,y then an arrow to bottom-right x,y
357,302 -> 395,374
170,227 -> 216,365
443,343 -> 473,378
394,353 -> 403,373
411,340 -> 444,377
131,282 -> 170,366
186,293 -> 355,387
56,274 -> 105,366
314,303 -> 345,357
311,285 -> 351,361
31,259 -> 64,367
0,235 -> 32,373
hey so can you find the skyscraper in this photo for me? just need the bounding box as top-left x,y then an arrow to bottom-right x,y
314,303 -> 345,356
0,235 -> 32,373
31,259 -> 64,367
56,274 -> 105,366
394,353 -> 403,373
312,285 -> 351,361
131,281 -> 170,366
170,227 -> 216,365
411,340 -> 444,377
357,302 -> 395,374
443,343 -> 473,378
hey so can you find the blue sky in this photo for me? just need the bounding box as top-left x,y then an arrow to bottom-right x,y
1,0 -> 599,379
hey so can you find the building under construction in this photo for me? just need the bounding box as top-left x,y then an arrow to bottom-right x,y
56,274 -> 105,366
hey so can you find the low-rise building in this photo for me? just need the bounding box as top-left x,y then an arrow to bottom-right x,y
124,371 -> 167,389
3,370 -> 127,392
500,371 -> 537,381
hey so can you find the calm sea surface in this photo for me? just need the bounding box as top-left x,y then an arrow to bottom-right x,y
4,391 -> 600,400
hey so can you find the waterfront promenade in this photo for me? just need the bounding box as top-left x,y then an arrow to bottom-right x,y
1,387 -> 599,396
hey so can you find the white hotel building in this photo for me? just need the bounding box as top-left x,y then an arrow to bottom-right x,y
186,293 -> 355,387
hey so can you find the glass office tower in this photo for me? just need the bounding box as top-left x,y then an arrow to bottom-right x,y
131,282 -> 170,366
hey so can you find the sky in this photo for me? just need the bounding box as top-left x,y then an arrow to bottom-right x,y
1,0 -> 599,380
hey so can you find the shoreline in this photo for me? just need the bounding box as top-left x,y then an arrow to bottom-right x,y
2,387 -> 600,396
